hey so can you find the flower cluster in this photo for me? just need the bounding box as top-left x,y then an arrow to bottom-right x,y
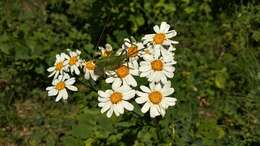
46,22 -> 178,118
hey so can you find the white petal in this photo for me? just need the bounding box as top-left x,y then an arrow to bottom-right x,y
67,85 -> 78,91
154,72 -> 162,82
135,97 -> 147,104
123,90 -> 136,100
61,89 -> 68,100
166,30 -> 177,38
98,97 -> 110,102
55,92 -> 63,102
105,77 -> 115,83
127,75 -> 137,87
74,67 -> 80,75
98,102 -> 106,107
46,86 -> 55,91
164,65 -> 175,73
130,68 -> 139,76
140,70 -> 152,77
154,47 -> 161,58
153,25 -> 160,33
90,72 -> 99,81
117,103 -> 124,114
48,89 -> 58,96
160,22 -> 170,33
158,106 -> 166,117
165,97 -> 177,106
150,106 -> 160,118
163,71 -> 174,78
52,79 -> 59,85
112,78 -> 122,89
65,78 -> 75,85
162,87 -> 174,96
84,72 -> 90,79
155,83 -> 162,91
122,101 -> 134,111
113,105 -> 120,116
106,107 -> 113,118
47,67 -> 55,72
141,102 -> 150,113
161,75 -> 168,84
53,72 -> 59,79
48,71 -> 56,78
140,86 -> 151,93
149,82 -> 155,90
101,103 -> 111,113
117,85 -> 131,93
139,65 -> 150,72
98,90 -> 109,98
162,40 -> 172,46
137,91 -> 148,98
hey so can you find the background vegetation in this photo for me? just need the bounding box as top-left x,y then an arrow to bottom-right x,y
0,0 -> 259,145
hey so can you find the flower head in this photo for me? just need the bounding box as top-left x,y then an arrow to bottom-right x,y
117,38 -> 144,63
139,54 -> 176,83
47,53 -> 68,79
98,85 -> 135,118
142,22 -> 178,58
46,74 -> 78,102
82,60 -> 99,81
64,50 -> 82,75
105,62 -> 139,89
135,82 -> 177,118
99,44 -> 113,57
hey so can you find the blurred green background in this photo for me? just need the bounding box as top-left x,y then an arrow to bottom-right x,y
0,0 -> 260,145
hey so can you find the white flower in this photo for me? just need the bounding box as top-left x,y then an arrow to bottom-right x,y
135,82 -> 177,118
142,22 -> 178,58
98,85 -> 135,118
139,54 -> 176,83
47,53 -> 68,79
64,50 -> 82,75
105,62 -> 139,89
117,38 -> 144,63
46,74 -> 78,102
82,60 -> 99,81
99,43 -> 113,57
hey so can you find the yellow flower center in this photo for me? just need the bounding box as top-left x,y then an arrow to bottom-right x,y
102,50 -> 111,57
85,61 -> 95,70
110,92 -> 123,104
69,56 -> 78,65
151,60 -> 163,71
149,91 -> 162,104
56,81 -> 65,90
127,46 -> 138,57
153,33 -> 166,44
55,62 -> 63,71
116,65 -> 129,78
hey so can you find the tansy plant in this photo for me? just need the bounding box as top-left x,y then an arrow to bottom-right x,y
46,22 -> 178,118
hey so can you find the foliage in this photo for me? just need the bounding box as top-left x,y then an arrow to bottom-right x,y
0,0 -> 259,145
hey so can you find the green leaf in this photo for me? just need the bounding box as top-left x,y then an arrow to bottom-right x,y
63,136 -> 83,146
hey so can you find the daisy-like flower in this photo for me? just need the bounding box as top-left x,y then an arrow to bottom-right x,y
64,50 -> 82,75
98,85 -> 135,118
105,62 -> 139,89
135,82 -> 177,118
47,53 -> 68,79
82,60 -> 99,81
98,44 -> 113,57
46,74 -> 78,102
117,38 -> 144,63
142,22 -> 178,58
139,54 -> 176,83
